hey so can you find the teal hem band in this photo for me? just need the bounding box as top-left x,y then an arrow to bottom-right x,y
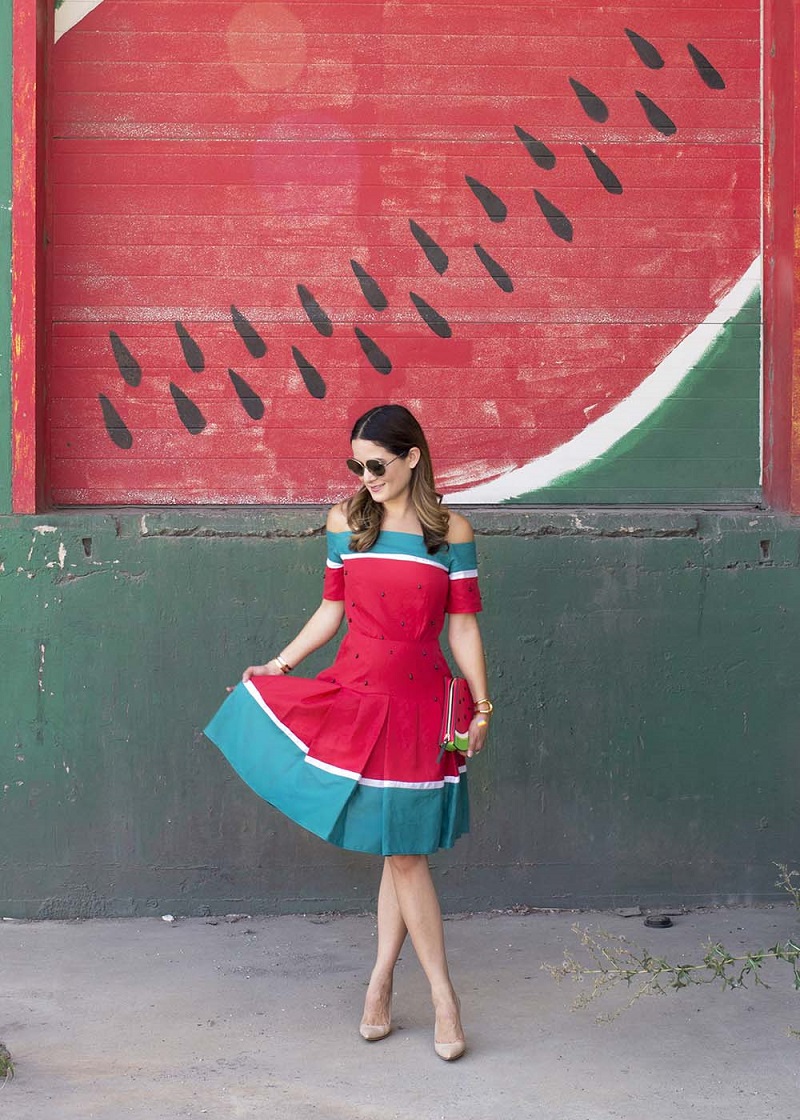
204,683 -> 469,857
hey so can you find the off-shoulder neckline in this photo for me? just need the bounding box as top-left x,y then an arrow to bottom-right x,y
329,527 -> 425,539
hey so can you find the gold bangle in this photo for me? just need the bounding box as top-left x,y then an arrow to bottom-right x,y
274,654 -> 292,674
474,698 -> 493,714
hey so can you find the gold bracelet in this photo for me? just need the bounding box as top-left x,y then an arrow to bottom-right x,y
474,698 -> 493,714
274,654 -> 292,674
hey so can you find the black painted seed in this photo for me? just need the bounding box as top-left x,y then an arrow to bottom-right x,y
569,78 -> 609,123
231,305 -> 267,359
465,175 -> 507,222
174,321 -> 204,373
513,125 -> 556,170
354,327 -> 392,375
409,674 -> 414,680
409,220 -> 449,274
291,346 -> 326,399
350,259 -> 388,311
474,244 -> 514,292
581,146 -> 623,195
410,292 -> 452,338
228,368 -> 265,420
625,28 -> 664,69
533,190 -> 574,243
297,284 -> 334,337
687,43 -> 725,90
99,394 -> 133,450
109,331 -> 141,387
169,382 -> 206,434
635,91 -> 677,136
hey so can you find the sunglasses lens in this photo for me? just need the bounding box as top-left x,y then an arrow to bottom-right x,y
366,460 -> 386,477
346,459 -> 365,476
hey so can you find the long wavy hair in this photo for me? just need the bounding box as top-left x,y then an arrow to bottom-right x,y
346,404 -> 449,554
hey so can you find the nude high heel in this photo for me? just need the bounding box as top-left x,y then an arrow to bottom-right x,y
434,994 -> 465,1060
359,986 -> 392,1041
359,1021 -> 392,1042
434,1037 -> 466,1061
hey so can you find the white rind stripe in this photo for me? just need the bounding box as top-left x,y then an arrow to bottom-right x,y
55,0 -> 106,42
446,257 -> 761,502
341,551 -> 448,571
306,755 -> 362,781
243,682 -> 461,789
449,569 -> 478,580
326,559 -> 343,569
245,680 -> 310,754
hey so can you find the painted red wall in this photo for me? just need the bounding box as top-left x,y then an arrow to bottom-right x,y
43,0 -> 761,505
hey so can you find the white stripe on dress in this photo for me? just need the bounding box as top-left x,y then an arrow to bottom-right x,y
341,551 -> 448,571
448,568 -> 478,581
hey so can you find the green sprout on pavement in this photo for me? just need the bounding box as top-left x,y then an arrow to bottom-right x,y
545,864 -> 800,1037
0,1042 -> 13,1084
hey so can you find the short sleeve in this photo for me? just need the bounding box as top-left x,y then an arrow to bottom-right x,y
445,540 -> 483,614
322,530 -> 346,601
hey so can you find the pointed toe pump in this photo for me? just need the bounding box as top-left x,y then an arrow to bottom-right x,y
434,1036 -> 466,1061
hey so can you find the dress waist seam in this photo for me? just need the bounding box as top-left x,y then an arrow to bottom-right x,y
347,631 -> 442,647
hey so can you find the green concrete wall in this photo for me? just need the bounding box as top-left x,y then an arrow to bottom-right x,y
1,9 -> 796,920
1,508 -> 798,918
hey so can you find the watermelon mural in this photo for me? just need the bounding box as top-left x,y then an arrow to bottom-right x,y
48,0 -> 761,505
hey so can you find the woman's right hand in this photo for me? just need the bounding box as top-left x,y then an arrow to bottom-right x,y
243,660 -> 283,682
226,661 -> 283,691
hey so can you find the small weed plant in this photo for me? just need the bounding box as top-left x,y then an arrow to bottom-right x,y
545,864 -> 800,1037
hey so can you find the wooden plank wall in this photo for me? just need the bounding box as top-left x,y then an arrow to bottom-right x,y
47,0 -> 761,505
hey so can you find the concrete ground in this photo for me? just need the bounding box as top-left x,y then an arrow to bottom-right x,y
1,906 -> 798,1120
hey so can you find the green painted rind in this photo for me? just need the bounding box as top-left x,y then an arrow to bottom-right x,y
1,508 -> 799,916
508,292 -> 762,505
0,2 -> 12,513
205,682 -> 469,856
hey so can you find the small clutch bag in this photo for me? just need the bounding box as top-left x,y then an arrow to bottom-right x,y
439,676 -> 474,754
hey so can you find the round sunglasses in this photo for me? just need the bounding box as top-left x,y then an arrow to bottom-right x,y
346,452 -> 407,478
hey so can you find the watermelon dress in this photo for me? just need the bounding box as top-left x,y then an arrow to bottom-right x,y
204,528 -> 483,856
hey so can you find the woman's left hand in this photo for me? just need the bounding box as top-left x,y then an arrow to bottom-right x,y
466,714 -> 490,759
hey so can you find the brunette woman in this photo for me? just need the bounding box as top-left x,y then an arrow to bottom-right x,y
205,404 -> 491,1060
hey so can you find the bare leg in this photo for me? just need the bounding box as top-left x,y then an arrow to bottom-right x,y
361,858 -> 408,1030
387,854 -> 464,1051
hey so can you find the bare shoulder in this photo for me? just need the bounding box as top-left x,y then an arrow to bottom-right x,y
445,509 -> 474,544
326,502 -> 350,532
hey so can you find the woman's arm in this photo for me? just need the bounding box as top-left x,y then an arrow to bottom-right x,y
447,612 -> 491,757
445,510 -> 491,757
240,505 -> 348,683
241,597 -> 345,682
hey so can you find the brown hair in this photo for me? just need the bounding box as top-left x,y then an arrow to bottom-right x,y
346,404 -> 449,554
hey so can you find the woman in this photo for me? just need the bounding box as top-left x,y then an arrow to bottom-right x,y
205,404 -> 491,1061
